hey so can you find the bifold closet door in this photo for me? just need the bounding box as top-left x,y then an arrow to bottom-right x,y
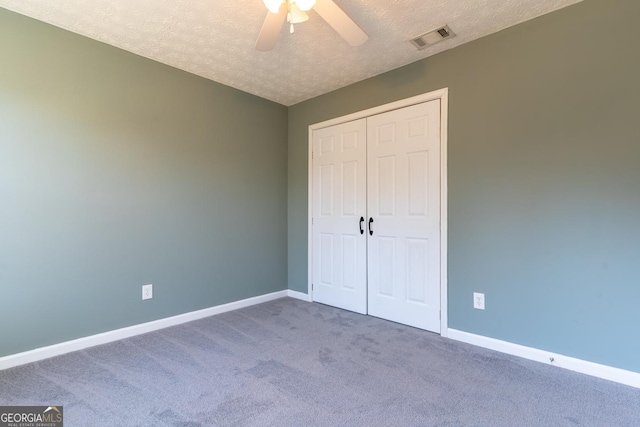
312,119 -> 367,314
367,100 -> 441,332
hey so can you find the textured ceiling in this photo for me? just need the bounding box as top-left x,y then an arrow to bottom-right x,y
0,0 -> 582,106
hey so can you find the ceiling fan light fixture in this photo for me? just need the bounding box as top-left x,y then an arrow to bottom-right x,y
288,4 -> 309,24
294,0 -> 316,11
263,0 -> 284,14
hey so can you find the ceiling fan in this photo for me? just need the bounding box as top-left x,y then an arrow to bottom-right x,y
256,0 -> 369,51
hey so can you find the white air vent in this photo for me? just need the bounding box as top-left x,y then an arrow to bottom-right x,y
409,25 -> 456,50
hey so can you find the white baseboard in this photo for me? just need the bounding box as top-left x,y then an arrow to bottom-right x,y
287,289 -> 312,302
448,329 -> 640,389
0,290 -> 289,371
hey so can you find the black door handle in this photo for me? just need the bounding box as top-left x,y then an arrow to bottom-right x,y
368,217 -> 374,236
359,217 -> 364,235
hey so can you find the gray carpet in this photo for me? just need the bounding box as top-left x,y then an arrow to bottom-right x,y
1,298 -> 639,426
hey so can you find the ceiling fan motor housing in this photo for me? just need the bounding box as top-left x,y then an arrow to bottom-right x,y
263,0 -> 316,14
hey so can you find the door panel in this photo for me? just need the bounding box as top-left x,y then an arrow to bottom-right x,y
341,235 -> 357,289
408,152 -> 428,216
407,238 -> 428,303
376,236 -> 396,297
376,156 -> 396,216
319,164 -> 334,215
367,100 -> 441,332
342,161 -> 358,215
319,233 -> 334,285
312,119 -> 367,314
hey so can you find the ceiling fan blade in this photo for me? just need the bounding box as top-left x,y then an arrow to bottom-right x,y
313,0 -> 368,46
255,3 -> 288,51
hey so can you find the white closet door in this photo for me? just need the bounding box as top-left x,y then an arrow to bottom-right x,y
367,100 -> 441,332
312,119 -> 367,314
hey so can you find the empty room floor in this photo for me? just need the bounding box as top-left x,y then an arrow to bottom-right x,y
1,298 -> 639,426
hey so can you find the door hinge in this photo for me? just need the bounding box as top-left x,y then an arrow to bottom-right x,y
312,283 -> 314,291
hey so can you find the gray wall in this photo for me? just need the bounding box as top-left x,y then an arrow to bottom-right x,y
0,8 -> 288,357
288,0 -> 640,373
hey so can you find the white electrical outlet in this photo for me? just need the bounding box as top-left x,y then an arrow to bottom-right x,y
142,284 -> 153,300
473,292 -> 485,310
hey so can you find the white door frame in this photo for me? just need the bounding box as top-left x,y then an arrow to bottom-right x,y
307,88 -> 449,337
